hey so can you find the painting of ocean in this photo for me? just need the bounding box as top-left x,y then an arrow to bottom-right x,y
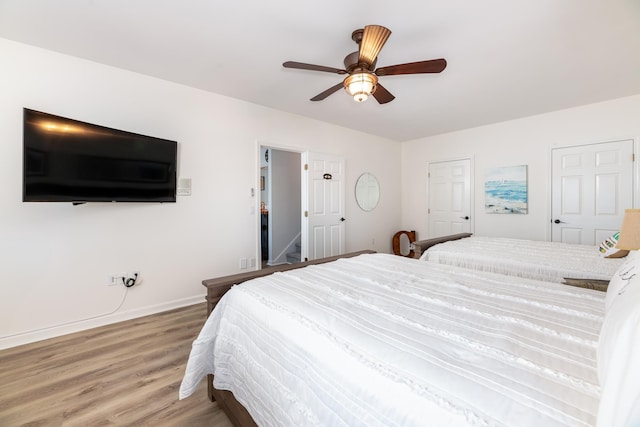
485,165 -> 528,214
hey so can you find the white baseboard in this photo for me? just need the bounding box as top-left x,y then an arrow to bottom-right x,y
0,295 -> 205,350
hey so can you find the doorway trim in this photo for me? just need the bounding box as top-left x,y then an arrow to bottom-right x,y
255,141 -> 305,270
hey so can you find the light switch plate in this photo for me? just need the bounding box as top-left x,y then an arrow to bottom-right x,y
177,178 -> 192,196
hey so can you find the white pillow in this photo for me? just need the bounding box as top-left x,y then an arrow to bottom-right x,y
597,259 -> 640,426
605,251 -> 640,311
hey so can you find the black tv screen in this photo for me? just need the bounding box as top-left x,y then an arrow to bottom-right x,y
23,108 -> 177,203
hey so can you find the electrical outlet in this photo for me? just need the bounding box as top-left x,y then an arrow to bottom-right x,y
129,271 -> 141,285
249,258 -> 256,268
108,275 -> 119,286
122,271 -> 141,287
239,258 -> 248,269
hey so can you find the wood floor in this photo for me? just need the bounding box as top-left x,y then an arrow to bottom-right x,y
0,303 -> 234,426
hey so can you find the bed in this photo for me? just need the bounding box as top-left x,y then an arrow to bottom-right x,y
180,251 -> 640,427
415,235 -> 625,286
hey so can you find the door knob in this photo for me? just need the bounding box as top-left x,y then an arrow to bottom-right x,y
460,216 -> 470,220
553,219 -> 565,224
339,217 -> 346,222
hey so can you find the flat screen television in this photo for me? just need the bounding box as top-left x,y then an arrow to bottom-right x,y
23,108 -> 177,203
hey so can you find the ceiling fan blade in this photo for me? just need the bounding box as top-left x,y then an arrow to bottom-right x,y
375,58 -> 447,76
283,61 -> 347,74
310,82 -> 344,101
358,25 -> 391,67
372,83 -> 395,104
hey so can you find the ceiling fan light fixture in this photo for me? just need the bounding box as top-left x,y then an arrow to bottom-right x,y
344,72 -> 378,102
283,25 -> 447,104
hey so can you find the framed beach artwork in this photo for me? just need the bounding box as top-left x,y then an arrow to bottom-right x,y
485,165 -> 528,214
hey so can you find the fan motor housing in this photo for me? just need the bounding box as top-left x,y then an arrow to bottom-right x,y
343,51 -> 376,74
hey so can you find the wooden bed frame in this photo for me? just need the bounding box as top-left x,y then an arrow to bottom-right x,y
200,249 -> 376,427
410,232 -> 472,258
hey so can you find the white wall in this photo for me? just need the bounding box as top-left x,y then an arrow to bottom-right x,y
401,95 -> 640,240
0,38 -> 401,348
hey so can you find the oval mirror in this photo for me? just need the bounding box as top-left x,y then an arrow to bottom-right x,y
355,173 -> 380,212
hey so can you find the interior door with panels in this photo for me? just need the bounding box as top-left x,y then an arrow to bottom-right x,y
303,152 -> 346,260
428,159 -> 472,238
551,139 -> 634,244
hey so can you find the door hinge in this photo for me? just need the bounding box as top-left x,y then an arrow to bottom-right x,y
304,211 -> 308,217
428,208 -> 430,214
633,153 -> 636,162
304,163 -> 308,170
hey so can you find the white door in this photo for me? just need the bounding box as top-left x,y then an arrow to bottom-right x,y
302,152 -> 346,260
551,140 -> 634,244
428,159 -> 472,238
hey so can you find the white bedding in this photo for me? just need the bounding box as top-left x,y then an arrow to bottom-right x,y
180,253 -> 605,426
420,236 -> 624,283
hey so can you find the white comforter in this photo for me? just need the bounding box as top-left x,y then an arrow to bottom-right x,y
180,253 -> 604,426
420,236 -> 623,283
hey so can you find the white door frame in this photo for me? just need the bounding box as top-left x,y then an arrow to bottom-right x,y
546,137 -> 639,241
427,157 -> 475,237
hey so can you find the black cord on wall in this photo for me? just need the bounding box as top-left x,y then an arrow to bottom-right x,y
122,273 -> 139,288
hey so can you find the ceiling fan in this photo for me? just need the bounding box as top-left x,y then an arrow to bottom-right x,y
283,25 -> 447,104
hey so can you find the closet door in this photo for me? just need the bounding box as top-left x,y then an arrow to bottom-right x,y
551,140 -> 634,244
428,158 -> 472,238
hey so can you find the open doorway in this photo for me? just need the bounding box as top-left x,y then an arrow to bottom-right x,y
260,146 -> 302,266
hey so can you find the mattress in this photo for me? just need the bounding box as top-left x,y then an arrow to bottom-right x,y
420,236 -> 624,283
180,253 -> 604,427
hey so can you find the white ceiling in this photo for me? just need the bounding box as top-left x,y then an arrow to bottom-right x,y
1,0 -> 639,141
